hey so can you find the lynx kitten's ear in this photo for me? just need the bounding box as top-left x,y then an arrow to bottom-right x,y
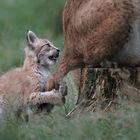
27,30 -> 39,49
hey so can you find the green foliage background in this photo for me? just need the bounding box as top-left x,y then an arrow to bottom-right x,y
0,0 -> 64,71
0,1 -> 140,140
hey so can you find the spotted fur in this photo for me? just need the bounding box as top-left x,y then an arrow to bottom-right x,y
0,31 -> 67,119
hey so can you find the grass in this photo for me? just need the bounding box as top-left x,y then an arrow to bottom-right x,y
0,75 -> 140,140
0,0 -> 140,140
0,97 -> 140,140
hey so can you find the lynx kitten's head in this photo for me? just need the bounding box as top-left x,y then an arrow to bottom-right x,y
25,30 -> 60,66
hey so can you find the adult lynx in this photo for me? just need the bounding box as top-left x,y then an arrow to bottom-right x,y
46,0 -> 140,91
0,31 -> 67,119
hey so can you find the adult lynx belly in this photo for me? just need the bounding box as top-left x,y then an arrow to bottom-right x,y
112,19 -> 140,66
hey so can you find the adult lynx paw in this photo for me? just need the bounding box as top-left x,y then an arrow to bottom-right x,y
59,81 -> 68,97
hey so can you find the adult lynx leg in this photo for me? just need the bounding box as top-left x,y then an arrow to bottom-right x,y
46,56 -> 70,91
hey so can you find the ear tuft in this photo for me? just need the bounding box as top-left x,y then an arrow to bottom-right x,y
27,30 -> 38,48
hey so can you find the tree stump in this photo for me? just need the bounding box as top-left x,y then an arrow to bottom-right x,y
67,67 -> 140,117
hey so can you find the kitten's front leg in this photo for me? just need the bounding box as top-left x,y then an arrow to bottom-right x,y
26,90 -> 63,106
26,82 -> 67,107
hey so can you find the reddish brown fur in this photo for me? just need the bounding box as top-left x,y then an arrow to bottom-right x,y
71,69 -> 81,89
46,0 -> 140,91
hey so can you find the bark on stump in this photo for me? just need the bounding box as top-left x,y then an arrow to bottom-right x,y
67,68 -> 140,117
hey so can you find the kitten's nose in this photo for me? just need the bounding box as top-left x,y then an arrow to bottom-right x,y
57,49 -> 60,53
54,50 -> 60,58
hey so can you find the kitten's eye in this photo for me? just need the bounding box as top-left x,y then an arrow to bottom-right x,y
47,43 -> 52,48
